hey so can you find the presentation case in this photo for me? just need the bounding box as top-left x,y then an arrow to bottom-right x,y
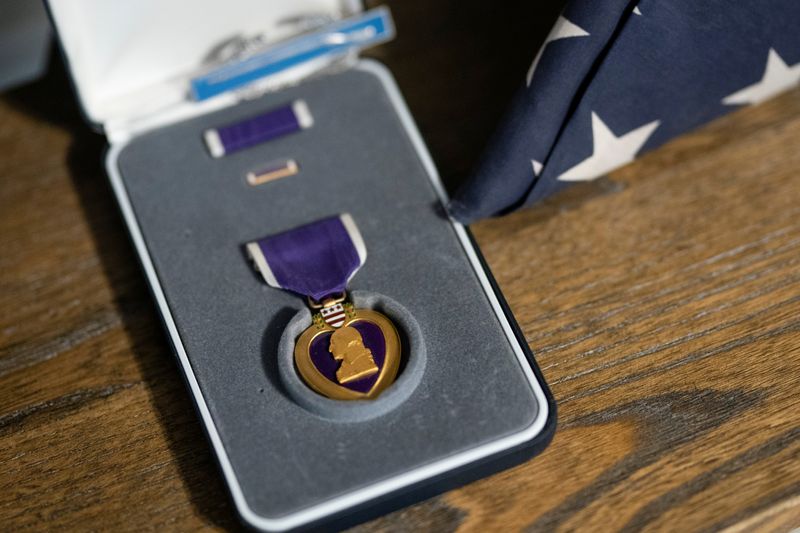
47,1 -> 556,530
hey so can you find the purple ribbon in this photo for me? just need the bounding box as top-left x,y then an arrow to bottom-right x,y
204,100 -> 313,158
246,214 -> 366,302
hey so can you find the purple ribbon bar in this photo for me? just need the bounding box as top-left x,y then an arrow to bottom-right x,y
246,214 -> 367,302
204,100 -> 313,158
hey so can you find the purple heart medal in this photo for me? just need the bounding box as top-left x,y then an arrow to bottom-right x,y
245,214 -> 401,400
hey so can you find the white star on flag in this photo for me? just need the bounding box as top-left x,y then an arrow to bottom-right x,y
556,112 -> 660,182
531,159 -> 543,176
722,48 -> 800,106
526,16 -> 590,87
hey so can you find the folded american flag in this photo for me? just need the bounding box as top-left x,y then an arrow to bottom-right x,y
449,0 -> 800,223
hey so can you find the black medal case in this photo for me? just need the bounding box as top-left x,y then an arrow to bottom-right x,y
47,1 -> 556,530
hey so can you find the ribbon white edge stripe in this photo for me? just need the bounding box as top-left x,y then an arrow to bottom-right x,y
203,128 -> 225,158
340,213 -> 368,282
246,241 -> 280,288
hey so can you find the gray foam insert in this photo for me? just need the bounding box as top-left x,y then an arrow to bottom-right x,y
114,63 -> 541,519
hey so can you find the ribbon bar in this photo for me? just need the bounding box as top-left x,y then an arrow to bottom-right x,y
246,214 -> 367,302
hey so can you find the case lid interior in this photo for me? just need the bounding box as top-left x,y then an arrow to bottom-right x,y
47,0 -> 361,129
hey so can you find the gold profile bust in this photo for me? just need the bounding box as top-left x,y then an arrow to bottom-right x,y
328,325 -> 379,384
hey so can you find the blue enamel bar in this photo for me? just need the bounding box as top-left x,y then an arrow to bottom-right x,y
190,7 -> 395,102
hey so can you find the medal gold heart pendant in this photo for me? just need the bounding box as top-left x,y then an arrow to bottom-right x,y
295,296 -> 400,400
246,214 -> 402,400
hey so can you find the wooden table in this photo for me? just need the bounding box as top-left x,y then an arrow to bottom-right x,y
2,2 -> 799,530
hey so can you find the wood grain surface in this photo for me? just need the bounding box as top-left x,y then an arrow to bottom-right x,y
2,1 -> 800,531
